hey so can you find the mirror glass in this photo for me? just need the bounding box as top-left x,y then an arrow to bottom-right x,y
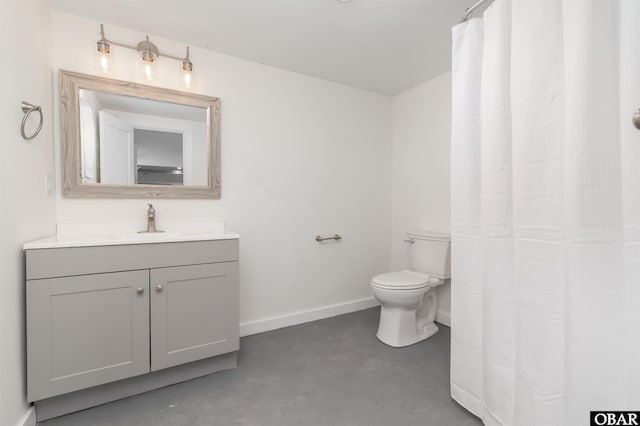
59,70 -> 220,198
79,89 -> 208,186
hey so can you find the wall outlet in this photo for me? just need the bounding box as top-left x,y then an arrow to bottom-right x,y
44,173 -> 53,196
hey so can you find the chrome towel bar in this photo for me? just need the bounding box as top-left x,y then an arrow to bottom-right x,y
315,234 -> 342,242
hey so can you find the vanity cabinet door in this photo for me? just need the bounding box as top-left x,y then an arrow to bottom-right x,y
150,262 -> 239,371
27,270 -> 150,401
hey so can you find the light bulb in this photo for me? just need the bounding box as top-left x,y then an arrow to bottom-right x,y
138,56 -> 158,82
94,47 -> 115,74
144,63 -> 152,80
182,69 -> 193,89
100,55 -> 109,72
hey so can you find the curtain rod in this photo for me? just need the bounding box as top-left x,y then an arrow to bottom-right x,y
460,0 -> 494,22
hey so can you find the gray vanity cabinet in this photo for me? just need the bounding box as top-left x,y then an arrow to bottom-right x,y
26,239 -> 239,407
150,263 -> 239,371
27,270 -> 151,401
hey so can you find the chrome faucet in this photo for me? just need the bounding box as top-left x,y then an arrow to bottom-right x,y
139,203 -> 163,233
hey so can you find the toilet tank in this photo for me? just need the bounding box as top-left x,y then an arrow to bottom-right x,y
408,231 -> 451,279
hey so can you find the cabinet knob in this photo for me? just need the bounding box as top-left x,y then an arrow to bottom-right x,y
136,287 -> 144,295
156,284 -> 163,292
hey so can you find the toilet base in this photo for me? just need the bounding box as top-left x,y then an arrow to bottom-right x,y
375,306 -> 440,348
416,322 -> 439,341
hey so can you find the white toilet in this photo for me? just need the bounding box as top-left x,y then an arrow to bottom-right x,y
371,231 -> 451,347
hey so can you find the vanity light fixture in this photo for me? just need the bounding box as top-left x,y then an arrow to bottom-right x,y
94,24 -> 194,89
95,24 -> 114,74
181,47 -> 193,89
137,35 -> 159,82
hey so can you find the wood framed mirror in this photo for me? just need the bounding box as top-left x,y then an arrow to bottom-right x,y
59,70 -> 220,198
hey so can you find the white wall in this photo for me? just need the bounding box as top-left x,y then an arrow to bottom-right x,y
390,72 -> 452,324
0,2 -> 57,426
51,11 -> 392,327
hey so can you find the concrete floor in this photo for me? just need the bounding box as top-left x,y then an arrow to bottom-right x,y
41,307 -> 481,426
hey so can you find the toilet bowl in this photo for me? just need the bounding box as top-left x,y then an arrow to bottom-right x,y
371,271 -> 443,347
370,231 -> 450,347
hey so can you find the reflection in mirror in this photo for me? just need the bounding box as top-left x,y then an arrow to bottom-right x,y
60,70 -> 220,198
78,89 -> 208,187
134,129 -> 183,185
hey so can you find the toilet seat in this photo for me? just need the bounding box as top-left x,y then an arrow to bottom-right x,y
371,270 -> 430,290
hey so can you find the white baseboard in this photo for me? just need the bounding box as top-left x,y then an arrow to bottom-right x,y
240,296 -> 380,337
17,407 -> 35,426
436,310 -> 451,327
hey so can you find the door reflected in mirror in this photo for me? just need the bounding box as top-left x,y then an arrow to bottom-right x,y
79,89 -> 208,187
134,129 -> 183,185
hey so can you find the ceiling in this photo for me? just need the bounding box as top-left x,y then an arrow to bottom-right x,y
49,0 -> 475,95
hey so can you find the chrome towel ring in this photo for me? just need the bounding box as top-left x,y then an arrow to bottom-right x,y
21,101 -> 43,140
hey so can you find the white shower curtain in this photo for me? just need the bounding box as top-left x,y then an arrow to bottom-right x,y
450,1 -> 640,424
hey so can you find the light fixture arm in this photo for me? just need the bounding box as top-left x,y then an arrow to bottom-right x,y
96,24 -> 190,63
96,24 -> 110,53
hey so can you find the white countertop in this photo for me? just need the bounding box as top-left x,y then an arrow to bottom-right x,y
24,222 -> 239,250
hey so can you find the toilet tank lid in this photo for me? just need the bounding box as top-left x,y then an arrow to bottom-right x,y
407,230 -> 450,241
